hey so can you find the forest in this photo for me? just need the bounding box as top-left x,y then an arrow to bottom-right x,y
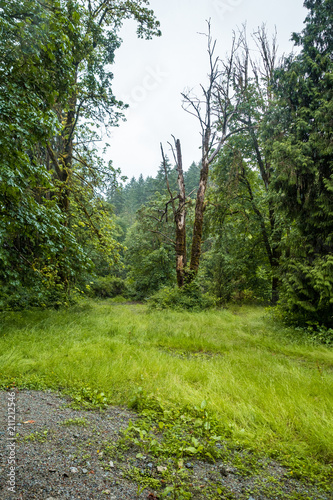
1,0 -> 333,330
0,1 -> 333,498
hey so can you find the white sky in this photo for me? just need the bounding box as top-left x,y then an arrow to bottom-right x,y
106,0 -> 307,180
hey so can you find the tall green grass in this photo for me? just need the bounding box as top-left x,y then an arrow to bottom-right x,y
0,300 -> 332,465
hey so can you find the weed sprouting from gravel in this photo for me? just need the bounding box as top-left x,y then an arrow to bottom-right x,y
21,430 -> 49,443
61,417 -> 89,426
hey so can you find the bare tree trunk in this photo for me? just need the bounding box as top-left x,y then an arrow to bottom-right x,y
271,273 -> 279,305
161,140 -> 187,287
160,24 -> 244,286
181,24 -> 243,282
174,139 -> 187,287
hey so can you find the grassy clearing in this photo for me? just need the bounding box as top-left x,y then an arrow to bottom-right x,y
0,300 -> 332,478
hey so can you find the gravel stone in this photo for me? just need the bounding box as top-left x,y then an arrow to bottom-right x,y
0,390 -> 147,499
220,465 -> 228,476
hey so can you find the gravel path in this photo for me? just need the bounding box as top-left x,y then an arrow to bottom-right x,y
0,390 -> 143,500
0,390 -> 331,500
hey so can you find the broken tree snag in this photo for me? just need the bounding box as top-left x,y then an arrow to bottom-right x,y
161,140 -> 187,287
181,23 -> 246,281
174,138 -> 187,287
160,143 -> 176,217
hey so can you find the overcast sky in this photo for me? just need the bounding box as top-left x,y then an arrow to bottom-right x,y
106,0 -> 307,181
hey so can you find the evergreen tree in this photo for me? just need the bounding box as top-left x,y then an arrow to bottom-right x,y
270,0 -> 333,325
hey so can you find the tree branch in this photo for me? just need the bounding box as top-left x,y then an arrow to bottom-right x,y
46,143 -> 63,179
160,143 -> 176,217
150,230 -> 176,246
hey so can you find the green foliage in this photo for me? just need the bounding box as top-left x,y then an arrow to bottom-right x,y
107,389 -> 256,498
106,387 -> 331,496
60,417 -> 89,426
88,276 -> 128,299
126,245 -> 175,300
107,161 -> 200,300
279,253 -> 333,326
108,161 -> 199,222
300,324 -> 333,346
124,467 -> 161,493
127,390 -> 233,457
0,0 -> 160,310
22,430 -> 49,443
268,0 -> 333,326
272,307 -> 333,346
207,46 -> 283,306
202,237 -> 272,305
148,282 -> 216,311
125,221 -> 176,300
67,386 -> 111,410
0,0 -> 87,308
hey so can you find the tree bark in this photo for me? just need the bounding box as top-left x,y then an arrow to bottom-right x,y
161,140 -> 187,287
190,158 -> 209,276
174,139 -> 187,287
59,91 -> 77,222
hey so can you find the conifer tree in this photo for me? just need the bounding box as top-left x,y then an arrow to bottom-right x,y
271,0 -> 333,325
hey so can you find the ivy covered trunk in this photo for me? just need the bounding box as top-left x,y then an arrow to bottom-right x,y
59,92 -> 77,221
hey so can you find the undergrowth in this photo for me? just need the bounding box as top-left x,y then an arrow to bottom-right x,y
99,387 -> 332,498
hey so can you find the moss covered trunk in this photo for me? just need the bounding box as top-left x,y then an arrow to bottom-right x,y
189,158 -> 209,278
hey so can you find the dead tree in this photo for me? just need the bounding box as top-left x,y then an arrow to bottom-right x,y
159,24 -> 282,301
181,22 -> 245,280
157,23 -> 245,286
160,138 -> 187,287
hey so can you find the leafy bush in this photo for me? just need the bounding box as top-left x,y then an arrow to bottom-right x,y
301,324 -> 333,346
148,281 -> 216,311
201,244 -> 272,305
270,306 -> 333,346
68,386 -> 111,410
0,281 -> 73,310
88,276 -> 128,299
125,245 -> 175,301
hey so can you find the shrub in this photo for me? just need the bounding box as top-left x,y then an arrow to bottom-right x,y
270,306 -> 333,346
89,276 -> 128,299
278,255 -> 333,328
0,281 -> 72,310
148,281 -> 216,311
